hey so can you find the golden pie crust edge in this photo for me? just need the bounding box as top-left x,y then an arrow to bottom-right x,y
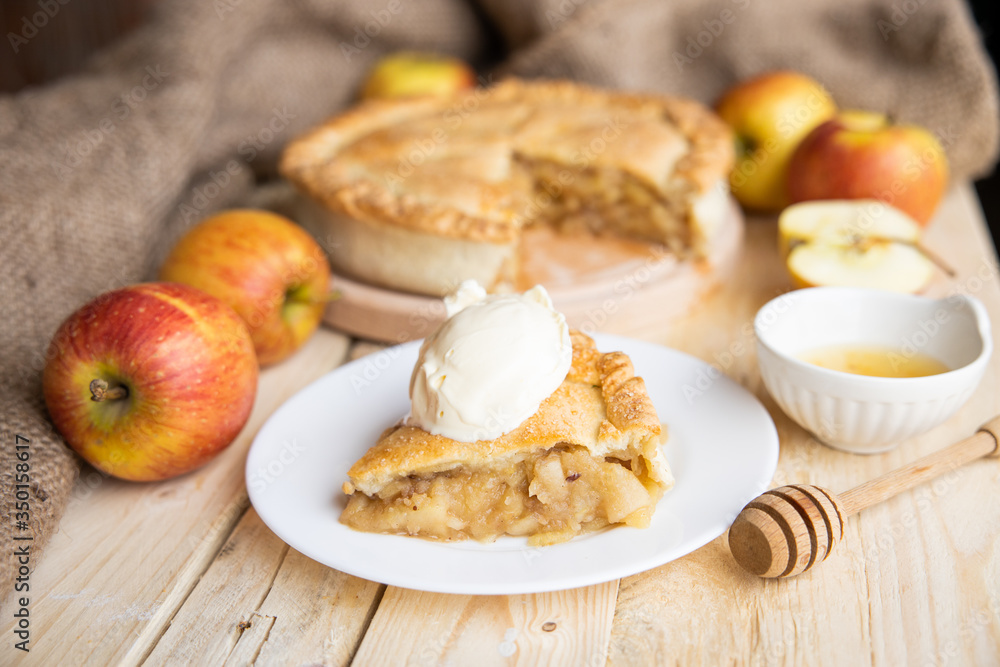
343,330 -> 672,498
280,78 -> 734,245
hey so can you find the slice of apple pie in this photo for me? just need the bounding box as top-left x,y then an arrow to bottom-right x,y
341,331 -> 673,546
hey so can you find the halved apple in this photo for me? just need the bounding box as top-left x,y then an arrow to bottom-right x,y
778,200 -> 935,293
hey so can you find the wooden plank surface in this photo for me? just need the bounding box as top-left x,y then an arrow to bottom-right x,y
0,330 -> 351,665
142,508 -> 290,665
2,185 -> 999,666
606,184 -> 1000,666
352,582 -> 619,666
142,506 -> 387,667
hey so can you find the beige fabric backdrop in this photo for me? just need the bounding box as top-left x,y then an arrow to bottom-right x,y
1,0 -> 997,594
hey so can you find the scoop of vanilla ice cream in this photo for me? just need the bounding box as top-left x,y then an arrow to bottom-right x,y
408,281 -> 572,442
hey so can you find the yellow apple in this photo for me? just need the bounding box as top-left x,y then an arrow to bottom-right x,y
787,110 -> 949,226
360,52 -> 476,100
778,200 -> 935,293
715,71 -> 837,211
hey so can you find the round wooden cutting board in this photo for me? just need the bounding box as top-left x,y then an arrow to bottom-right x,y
322,199 -> 744,343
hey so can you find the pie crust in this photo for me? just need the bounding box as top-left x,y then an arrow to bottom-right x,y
340,331 -> 674,546
281,78 -> 734,296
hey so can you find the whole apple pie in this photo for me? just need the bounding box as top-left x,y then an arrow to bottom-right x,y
281,78 -> 734,296
341,330 -> 674,546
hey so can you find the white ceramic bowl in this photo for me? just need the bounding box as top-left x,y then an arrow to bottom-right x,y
754,287 -> 992,453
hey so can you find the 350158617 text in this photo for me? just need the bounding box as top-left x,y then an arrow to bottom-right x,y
13,434 -> 31,652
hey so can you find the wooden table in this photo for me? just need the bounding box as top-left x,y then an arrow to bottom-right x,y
3,185 -> 999,666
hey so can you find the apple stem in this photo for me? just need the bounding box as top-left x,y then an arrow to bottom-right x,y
913,242 -> 956,278
865,236 -> 956,277
90,379 -> 128,402
288,290 -> 341,306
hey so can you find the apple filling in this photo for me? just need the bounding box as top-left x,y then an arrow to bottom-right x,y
516,157 -> 694,257
340,444 -> 665,546
341,332 -> 674,545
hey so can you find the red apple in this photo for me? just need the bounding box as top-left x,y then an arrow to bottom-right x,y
159,209 -> 331,366
787,110 -> 949,226
360,51 -> 476,100
42,283 -> 259,482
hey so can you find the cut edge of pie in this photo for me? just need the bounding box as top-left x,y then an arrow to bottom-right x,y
340,331 -> 674,546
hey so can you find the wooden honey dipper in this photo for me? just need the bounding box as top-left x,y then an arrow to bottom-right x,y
728,417 -> 1000,578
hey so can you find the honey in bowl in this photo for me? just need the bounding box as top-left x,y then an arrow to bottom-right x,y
798,344 -> 950,378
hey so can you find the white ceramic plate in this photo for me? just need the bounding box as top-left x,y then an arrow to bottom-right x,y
246,334 -> 778,595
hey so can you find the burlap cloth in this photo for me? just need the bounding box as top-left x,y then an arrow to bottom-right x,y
1,0 -> 997,594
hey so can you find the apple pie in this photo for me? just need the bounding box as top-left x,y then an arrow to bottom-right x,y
281,78 -> 734,296
340,331 -> 674,546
